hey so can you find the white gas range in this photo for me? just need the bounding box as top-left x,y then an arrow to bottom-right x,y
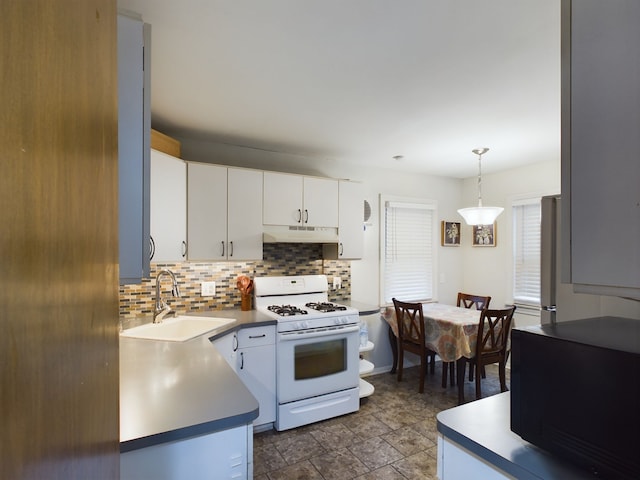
254,275 -> 361,431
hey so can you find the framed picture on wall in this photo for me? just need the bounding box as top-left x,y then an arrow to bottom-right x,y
441,221 -> 461,246
472,223 -> 496,247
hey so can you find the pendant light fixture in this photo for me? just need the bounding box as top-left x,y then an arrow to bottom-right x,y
457,148 -> 504,225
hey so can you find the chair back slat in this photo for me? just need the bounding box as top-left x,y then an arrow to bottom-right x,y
476,306 -> 516,357
457,292 -> 491,310
392,298 -> 425,350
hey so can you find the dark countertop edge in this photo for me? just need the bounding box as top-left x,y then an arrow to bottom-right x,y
345,300 -> 380,316
436,393 -> 586,480
206,318 -> 277,343
120,408 -> 259,453
437,414 -> 541,480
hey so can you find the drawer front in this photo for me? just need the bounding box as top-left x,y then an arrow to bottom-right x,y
237,325 -> 275,348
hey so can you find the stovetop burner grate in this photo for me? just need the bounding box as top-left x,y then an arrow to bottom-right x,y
267,304 -> 309,316
305,302 -> 348,313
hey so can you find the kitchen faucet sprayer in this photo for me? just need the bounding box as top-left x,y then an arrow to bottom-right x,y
154,269 -> 181,323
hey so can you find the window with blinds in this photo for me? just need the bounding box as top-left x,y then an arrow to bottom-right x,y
512,199 -> 541,306
381,199 -> 436,304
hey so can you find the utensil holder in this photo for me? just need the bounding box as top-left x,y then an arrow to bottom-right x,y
241,293 -> 252,311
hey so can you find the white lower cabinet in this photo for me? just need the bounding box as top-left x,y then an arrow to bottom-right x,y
437,435 -> 513,480
121,424 -> 251,480
212,326 -> 276,428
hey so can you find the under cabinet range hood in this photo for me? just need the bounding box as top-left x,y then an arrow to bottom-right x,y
263,225 -> 339,244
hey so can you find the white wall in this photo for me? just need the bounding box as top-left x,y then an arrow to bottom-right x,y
460,159 -> 561,331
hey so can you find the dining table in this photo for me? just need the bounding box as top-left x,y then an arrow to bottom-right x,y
381,302 -> 482,404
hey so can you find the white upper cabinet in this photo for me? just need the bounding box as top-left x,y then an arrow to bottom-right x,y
263,171 -> 338,227
150,149 -> 187,262
188,163 -> 263,261
187,163 -> 227,260
331,180 -> 364,259
227,167 -> 264,260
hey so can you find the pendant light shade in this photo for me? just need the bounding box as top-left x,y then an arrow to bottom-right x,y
457,148 -> 504,226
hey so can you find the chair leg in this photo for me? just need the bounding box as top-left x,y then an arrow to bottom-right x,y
419,357 -> 426,394
429,352 -> 435,374
449,361 -> 456,386
475,362 -> 482,400
442,361 -> 456,388
441,362 -> 448,388
499,361 -> 508,392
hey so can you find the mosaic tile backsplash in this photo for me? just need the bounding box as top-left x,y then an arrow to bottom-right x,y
119,243 -> 351,318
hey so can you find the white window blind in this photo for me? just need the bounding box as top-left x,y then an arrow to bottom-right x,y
382,201 -> 435,304
512,200 -> 541,306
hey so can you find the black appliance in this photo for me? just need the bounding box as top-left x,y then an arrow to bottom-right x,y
511,317 -> 640,479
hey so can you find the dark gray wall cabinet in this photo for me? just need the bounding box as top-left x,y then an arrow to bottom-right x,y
118,13 -> 151,284
562,0 -> 640,299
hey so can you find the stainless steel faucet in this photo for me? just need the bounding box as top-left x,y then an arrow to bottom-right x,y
154,269 -> 181,323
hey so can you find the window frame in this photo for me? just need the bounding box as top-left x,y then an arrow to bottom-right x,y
379,194 -> 439,306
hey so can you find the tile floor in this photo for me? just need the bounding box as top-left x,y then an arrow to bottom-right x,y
253,362 -> 508,480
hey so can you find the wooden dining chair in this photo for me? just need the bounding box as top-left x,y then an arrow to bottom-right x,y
392,298 -> 436,394
441,293 -> 492,388
460,305 -> 516,400
457,292 -> 492,311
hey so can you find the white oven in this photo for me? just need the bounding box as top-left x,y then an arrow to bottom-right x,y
254,275 -> 361,431
277,322 -> 360,403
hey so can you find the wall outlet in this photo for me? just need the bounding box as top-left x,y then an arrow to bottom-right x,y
333,276 -> 342,289
201,281 -> 216,297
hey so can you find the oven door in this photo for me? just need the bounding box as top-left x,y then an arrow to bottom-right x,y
277,324 -> 360,404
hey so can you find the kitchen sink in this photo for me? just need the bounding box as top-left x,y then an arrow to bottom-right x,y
120,315 -> 236,342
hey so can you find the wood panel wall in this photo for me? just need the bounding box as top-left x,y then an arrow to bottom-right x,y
0,1 -> 120,478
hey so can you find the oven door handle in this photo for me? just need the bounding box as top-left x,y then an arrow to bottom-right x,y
278,324 -> 359,341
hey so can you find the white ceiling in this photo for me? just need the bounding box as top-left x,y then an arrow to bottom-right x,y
118,0 -> 560,178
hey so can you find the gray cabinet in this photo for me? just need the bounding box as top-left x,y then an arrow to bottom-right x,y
562,0 -> 640,298
118,13 -> 150,284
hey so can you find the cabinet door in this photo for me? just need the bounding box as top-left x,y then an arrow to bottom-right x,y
236,326 -> 275,426
303,177 -> 338,227
565,1 -> 640,292
228,168 -> 263,260
121,424 -> 249,480
236,343 -> 276,426
337,180 -> 364,259
118,14 -> 150,283
150,149 -> 186,262
211,331 -> 237,369
187,163 -> 227,260
263,171 -> 303,226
